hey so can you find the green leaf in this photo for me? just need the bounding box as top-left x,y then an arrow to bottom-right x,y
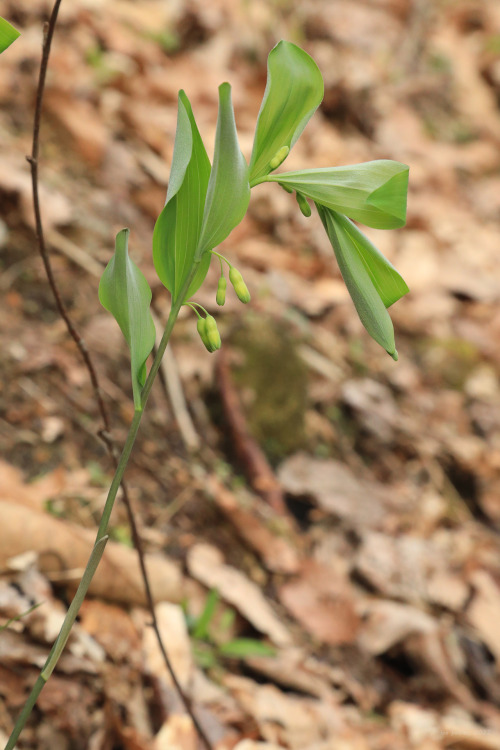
317,205 -> 402,359
192,589 -> 219,641
153,90 -> 211,302
249,40 -> 324,183
271,160 -> 409,229
0,17 -> 20,54
218,638 -> 276,659
337,215 -> 409,307
99,229 -> 156,408
196,83 -> 250,258
0,602 -> 42,632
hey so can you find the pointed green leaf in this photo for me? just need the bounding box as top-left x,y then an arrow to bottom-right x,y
153,91 -> 211,302
317,205 -> 400,359
271,160 -> 409,229
249,41 -> 324,183
0,17 -> 20,54
99,229 -> 156,408
218,638 -> 276,659
196,83 -> 250,258
337,215 -> 409,307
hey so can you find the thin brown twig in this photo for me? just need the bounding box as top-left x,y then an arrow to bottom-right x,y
27,4 -> 212,748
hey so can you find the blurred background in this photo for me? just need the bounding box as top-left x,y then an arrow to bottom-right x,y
1,1 -> 500,748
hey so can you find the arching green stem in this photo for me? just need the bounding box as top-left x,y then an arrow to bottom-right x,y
6,261 -> 201,750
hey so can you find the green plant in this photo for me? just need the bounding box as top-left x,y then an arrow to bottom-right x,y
6,38 -> 409,750
187,589 -> 276,670
0,603 -> 42,632
0,16 -> 20,54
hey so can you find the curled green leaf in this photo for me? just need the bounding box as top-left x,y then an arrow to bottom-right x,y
99,229 -> 156,408
249,41 -> 324,183
153,91 -> 211,303
317,206 -> 408,359
272,160 -> 409,229
196,83 -> 250,259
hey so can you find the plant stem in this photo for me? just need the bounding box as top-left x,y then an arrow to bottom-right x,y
249,175 -> 271,188
4,266 -> 204,750
211,249 -> 232,268
25,1 -> 209,745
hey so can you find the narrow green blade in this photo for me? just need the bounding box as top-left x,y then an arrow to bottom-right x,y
317,205 -> 398,359
99,229 -> 156,408
218,639 -> 276,659
196,83 -> 250,258
335,214 -> 409,308
153,90 -> 211,302
0,17 -> 20,54
271,160 -> 409,229
249,41 -> 324,183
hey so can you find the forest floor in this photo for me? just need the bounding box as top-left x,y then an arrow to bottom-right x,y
1,1 -> 500,748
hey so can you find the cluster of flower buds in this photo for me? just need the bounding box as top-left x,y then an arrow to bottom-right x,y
197,314 -> 221,353
193,257 -> 251,352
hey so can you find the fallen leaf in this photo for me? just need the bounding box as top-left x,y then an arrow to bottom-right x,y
279,561 -> 360,646
0,500 -> 182,606
467,570 -> 500,666
141,603 -> 194,691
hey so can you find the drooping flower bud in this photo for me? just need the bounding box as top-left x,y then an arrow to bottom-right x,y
228,267 -> 251,304
197,316 -> 212,352
269,145 -> 290,171
204,314 -> 221,351
280,182 -> 294,194
296,191 -> 311,217
216,276 -> 227,306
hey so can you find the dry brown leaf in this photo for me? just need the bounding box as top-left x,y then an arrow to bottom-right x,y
278,452 -> 404,529
207,477 -> 300,575
154,714 -> 197,750
389,701 -> 441,745
141,603 -> 194,691
358,600 -> 436,655
0,156 -> 73,231
279,561 -> 360,646
466,570 -> 500,666
225,675 -> 343,749
440,712 -> 500,750
45,92 -> 109,167
79,599 -> 142,665
0,500 -> 182,606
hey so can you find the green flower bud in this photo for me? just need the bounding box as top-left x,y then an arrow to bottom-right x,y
205,314 -> 221,351
229,267 -> 251,304
280,182 -> 294,194
296,191 -> 311,217
197,316 -> 213,352
269,145 -> 289,171
216,276 -> 227,306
